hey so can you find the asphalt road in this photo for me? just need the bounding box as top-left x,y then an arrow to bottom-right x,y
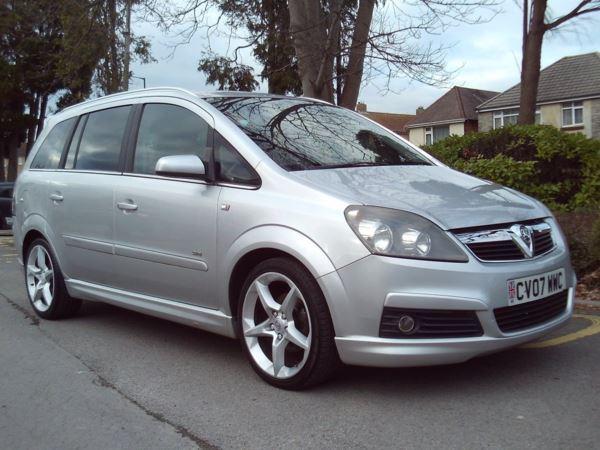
1,236 -> 599,450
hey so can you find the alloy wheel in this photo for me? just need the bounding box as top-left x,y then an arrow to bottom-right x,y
26,245 -> 55,312
242,272 -> 312,379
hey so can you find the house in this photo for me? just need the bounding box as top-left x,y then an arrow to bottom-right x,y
477,52 -> 600,139
406,86 -> 499,146
355,102 -> 415,140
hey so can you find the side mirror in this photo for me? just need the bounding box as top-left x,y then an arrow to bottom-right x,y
155,155 -> 206,179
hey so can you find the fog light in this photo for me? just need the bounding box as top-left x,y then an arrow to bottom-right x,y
397,315 -> 416,334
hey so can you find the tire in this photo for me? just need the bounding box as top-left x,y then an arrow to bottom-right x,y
237,257 -> 339,389
24,238 -> 82,320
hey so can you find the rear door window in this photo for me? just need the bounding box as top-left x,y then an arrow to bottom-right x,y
75,106 -> 131,172
133,104 -> 211,175
30,118 -> 76,169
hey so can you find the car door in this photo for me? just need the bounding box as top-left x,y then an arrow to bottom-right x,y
48,105 -> 132,286
111,99 -> 222,309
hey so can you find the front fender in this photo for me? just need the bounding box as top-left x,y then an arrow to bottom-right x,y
219,225 -> 338,315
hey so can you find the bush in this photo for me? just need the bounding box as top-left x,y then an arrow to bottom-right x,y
555,212 -> 600,277
424,125 -> 600,211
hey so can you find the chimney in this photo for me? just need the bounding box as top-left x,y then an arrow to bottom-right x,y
356,102 -> 367,113
416,106 -> 425,115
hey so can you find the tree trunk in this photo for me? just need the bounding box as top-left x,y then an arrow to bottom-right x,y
518,0 -> 546,124
288,0 -> 340,102
288,0 -> 326,100
37,94 -> 48,138
339,0 -> 375,109
7,134 -> 19,182
106,0 -> 121,94
26,94 -> 40,153
0,140 -> 6,182
335,33 -> 342,104
122,0 -> 132,91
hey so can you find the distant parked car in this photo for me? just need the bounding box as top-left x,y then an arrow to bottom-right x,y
0,182 -> 14,230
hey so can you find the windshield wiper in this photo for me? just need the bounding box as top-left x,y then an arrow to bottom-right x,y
304,161 -> 430,170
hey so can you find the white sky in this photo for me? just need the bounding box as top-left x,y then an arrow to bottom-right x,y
130,0 -> 600,115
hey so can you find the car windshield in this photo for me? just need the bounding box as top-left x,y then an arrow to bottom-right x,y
203,96 -> 432,171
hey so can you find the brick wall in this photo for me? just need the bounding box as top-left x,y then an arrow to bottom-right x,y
478,112 -> 493,132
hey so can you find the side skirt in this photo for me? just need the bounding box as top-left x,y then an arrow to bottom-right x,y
65,279 -> 236,338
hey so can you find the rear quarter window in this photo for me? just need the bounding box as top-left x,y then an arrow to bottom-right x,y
30,118 -> 76,169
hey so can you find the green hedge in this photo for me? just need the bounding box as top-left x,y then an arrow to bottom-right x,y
423,125 -> 600,211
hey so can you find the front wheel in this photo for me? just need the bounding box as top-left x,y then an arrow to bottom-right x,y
237,257 -> 339,389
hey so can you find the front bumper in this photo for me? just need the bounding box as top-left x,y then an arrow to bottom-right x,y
335,288 -> 574,367
318,241 -> 576,368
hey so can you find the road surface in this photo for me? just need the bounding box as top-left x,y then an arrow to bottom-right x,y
1,236 -> 599,449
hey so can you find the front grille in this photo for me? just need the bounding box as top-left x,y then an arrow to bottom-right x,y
467,240 -> 524,261
454,220 -> 555,262
379,308 -> 483,339
494,290 -> 568,333
533,228 -> 553,254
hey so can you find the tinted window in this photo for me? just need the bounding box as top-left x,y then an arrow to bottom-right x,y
75,106 -> 131,171
133,104 -> 210,175
64,116 -> 86,170
214,134 -> 260,186
30,118 -> 76,169
204,96 -> 431,171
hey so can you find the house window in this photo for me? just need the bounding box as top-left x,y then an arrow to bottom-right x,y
425,125 -> 449,145
562,101 -> 583,126
493,109 -> 541,128
493,109 -> 518,128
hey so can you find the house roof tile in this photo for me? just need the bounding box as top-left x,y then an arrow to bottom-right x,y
361,111 -> 415,134
478,52 -> 600,111
406,86 -> 499,127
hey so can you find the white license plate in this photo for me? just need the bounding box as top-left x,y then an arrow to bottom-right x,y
507,268 -> 566,306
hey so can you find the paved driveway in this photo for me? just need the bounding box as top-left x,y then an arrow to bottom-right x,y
0,236 -> 599,449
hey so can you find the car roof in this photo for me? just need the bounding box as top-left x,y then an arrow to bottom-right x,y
58,87 -> 328,117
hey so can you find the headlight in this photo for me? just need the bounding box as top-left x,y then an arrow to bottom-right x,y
345,206 -> 468,262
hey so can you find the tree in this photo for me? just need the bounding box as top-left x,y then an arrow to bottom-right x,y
518,0 -> 600,124
149,0 -> 302,95
0,0 -> 117,180
288,0 -> 499,107
198,55 -> 260,90
149,0 -> 497,107
95,0 -> 155,95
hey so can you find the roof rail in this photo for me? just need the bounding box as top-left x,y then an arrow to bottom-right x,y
60,86 -> 200,113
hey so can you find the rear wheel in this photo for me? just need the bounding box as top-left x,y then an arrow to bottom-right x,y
25,238 -> 81,319
237,257 -> 339,389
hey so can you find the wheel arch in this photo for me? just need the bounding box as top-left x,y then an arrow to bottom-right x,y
20,214 -> 64,271
222,225 -> 338,328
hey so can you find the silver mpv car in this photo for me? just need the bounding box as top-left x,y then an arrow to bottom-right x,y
13,88 -> 575,389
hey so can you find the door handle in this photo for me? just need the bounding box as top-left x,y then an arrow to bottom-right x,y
117,201 -> 138,211
49,193 -> 64,202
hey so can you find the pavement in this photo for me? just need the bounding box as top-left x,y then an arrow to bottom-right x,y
0,235 -> 599,449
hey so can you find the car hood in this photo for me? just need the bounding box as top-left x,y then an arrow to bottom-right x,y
291,165 -> 549,230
